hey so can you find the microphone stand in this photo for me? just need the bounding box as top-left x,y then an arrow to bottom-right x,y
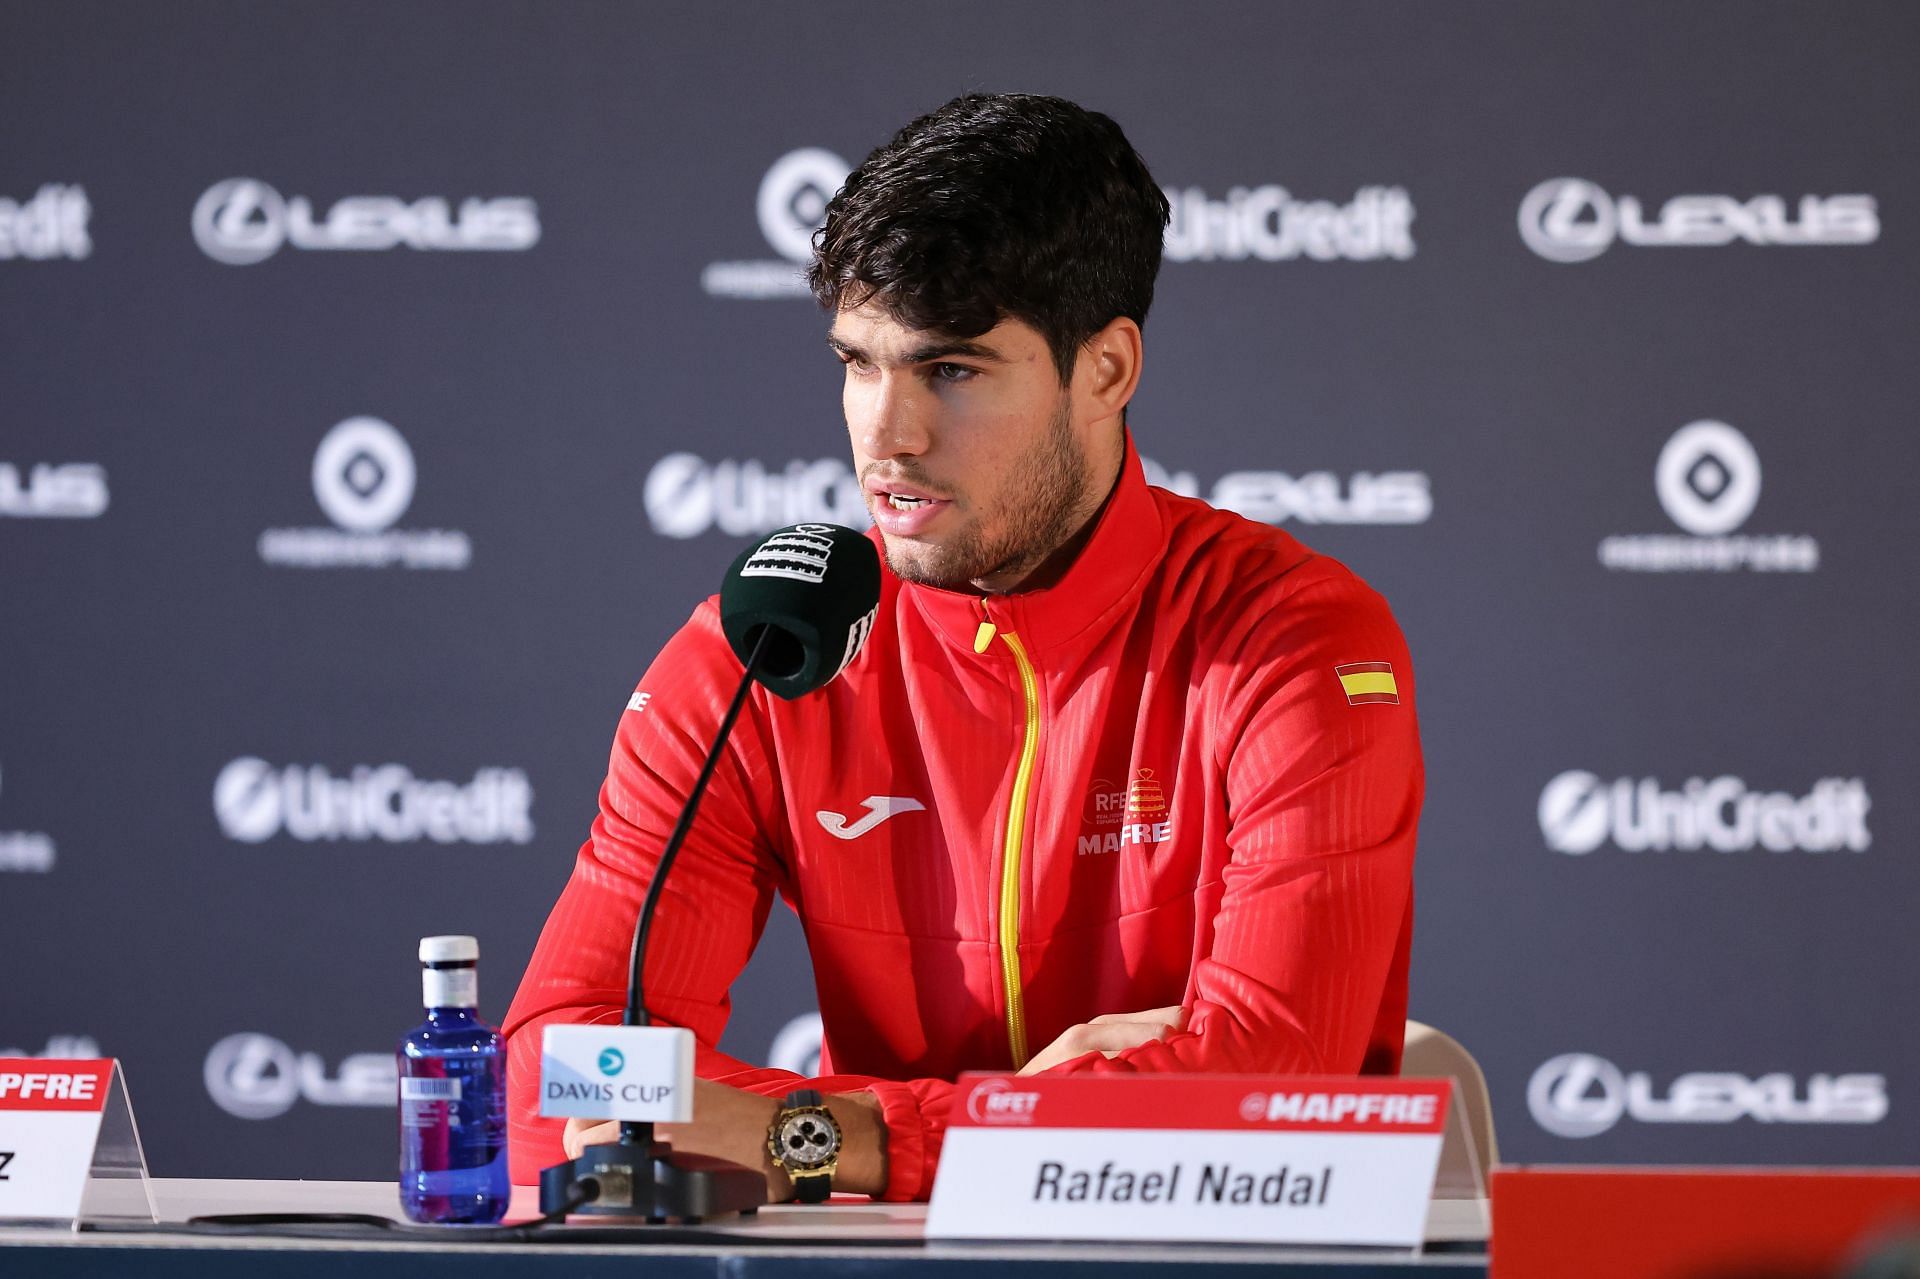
539,629 -> 775,1222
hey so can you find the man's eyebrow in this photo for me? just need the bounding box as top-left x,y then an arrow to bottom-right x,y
825,333 -> 1007,365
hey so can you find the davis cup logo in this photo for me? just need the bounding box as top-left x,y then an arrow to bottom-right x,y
966,1078 -> 1041,1124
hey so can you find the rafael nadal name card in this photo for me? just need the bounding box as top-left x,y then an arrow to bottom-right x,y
0,1058 -> 155,1225
926,1073 -> 1451,1248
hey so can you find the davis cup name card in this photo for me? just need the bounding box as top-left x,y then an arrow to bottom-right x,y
925,1073 -> 1452,1247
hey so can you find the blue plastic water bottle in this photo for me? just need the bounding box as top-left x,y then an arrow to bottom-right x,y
398,935 -> 510,1224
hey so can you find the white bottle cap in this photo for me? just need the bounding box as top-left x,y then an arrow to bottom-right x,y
419,935 -> 479,965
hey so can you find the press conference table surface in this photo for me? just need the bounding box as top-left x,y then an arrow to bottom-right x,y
1,1178 -> 1491,1276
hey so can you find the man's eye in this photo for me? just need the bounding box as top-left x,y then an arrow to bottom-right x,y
838,353 -> 876,376
930,363 -> 976,383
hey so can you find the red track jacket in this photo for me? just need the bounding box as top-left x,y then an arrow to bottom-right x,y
505,438 -> 1423,1200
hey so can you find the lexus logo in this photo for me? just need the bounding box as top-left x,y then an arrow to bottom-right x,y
194,178 -> 288,265
1528,1053 -> 1888,1137
1519,177 -> 1877,263
1528,1053 -> 1628,1137
204,1032 -> 396,1119
1518,178 -> 1616,263
203,1033 -> 303,1120
1654,421 -> 1761,536
192,177 -> 541,265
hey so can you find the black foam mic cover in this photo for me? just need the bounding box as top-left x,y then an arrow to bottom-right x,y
719,523 -> 882,700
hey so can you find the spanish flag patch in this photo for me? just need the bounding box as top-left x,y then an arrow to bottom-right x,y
1335,661 -> 1400,706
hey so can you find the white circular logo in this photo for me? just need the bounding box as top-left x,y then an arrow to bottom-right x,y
644,452 -> 715,539
1538,770 -> 1609,855
204,1033 -> 300,1119
767,1012 -> 824,1077
193,178 -> 289,266
965,1077 -> 1018,1124
756,148 -> 850,264
1655,420 -> 1762,536
1518,178 -> 1617,263
1239,1092 -> 1268,1122
312,417 -> 416,532
214,756 -> 282,843
1528,1052 -> 1628,1138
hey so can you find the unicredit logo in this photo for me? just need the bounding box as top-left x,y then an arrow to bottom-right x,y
1163,183 -> 1415,262
644,452 -> 870,538
1528,1053 -> 1887,1138
213,757 -> 534,845
1538,770 -> 1870,855
1519,178 -> 1877,263
192,178 -> 540,265
203,1033 -> 395,1120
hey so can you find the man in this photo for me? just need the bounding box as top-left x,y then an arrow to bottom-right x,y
505,93 -> 1421,1204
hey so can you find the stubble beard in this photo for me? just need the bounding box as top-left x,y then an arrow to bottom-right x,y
877,393 -> 1089,593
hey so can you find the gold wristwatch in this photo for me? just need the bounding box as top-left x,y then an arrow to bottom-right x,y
767,1088 -> 842,1203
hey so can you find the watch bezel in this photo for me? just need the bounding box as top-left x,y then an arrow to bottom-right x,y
769,1103 -> 843,1172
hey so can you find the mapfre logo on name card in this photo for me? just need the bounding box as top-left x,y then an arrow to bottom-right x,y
927,1074 -> 1451,1248
0,1059 -> 128,1221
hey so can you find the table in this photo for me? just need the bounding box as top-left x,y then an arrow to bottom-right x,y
0,1179 -> 1489,1276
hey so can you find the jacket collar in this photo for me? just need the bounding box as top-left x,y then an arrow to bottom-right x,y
895,431 -> 1165,656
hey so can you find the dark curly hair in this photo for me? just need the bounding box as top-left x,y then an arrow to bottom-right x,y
808,93 -> 1171,384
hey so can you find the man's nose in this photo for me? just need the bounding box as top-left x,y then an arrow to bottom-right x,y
855,373 -> 933,460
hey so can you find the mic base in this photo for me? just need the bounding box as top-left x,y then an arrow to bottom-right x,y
538,1131 -> 767,1223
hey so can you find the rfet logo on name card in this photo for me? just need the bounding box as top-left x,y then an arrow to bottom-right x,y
927,1074 -> 1451,1248
0,1059 -> 152,1222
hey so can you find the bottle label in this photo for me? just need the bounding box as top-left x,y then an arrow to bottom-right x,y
400,1077 -> 462,1101
423,968 -> 477,1009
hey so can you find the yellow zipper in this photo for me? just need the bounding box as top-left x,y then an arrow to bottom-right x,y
994,628 -> 1041,1070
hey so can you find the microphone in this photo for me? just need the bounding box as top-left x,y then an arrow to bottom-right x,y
720,522 -> 882,700
539,524 -> 881,1222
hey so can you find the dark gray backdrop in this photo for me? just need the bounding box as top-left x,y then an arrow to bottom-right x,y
3,0 -> 1915,1179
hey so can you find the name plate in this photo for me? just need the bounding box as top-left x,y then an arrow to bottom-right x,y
538,1025 -> 694,1123
0,1058 -> 154,1223
926,1073 -> 1451,1247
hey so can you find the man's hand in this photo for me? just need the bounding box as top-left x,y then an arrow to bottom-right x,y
562,1077 -> 887,1202
1017,1006 -> 1189,1076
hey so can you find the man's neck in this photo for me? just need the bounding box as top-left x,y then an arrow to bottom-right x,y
972,441 -> 1127,596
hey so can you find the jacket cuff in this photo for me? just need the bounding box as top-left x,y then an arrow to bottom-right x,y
861,1079 -> 930,1202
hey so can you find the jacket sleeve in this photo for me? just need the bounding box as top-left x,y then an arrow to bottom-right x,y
1049,570 -> 1423,1079
504,600 -> 790,1181
501,601 -> 949,1199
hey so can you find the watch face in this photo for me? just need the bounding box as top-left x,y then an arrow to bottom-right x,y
774,1109 -> 841,1170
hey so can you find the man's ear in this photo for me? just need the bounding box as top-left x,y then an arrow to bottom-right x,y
1076,317 -> 1143,420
